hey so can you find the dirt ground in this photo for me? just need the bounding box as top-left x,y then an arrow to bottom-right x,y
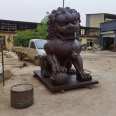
0,50 -> 116,116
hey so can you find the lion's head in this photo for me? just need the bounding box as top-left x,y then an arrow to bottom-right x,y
48,7 -> 80,40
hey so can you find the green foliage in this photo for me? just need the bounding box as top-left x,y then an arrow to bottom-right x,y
14,22 -> 48,47
41,16 -> 48,24
36,23 -> 48,39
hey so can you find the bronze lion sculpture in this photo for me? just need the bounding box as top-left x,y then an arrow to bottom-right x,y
40,7 -> 92,85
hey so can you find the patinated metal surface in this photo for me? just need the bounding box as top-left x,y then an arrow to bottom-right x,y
34,70 -> 98,93
40,7 -> 93,85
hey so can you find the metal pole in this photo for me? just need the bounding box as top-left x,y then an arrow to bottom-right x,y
1,47 -> 5,86
0,38 -> 5,86
114,31 -> 116,50
63,0 -> 65,8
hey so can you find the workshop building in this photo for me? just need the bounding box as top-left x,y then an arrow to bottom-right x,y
80,26 -> 100,49
86,13 -> 116,28
100,20 -> 116,51
0,19 -> 38,50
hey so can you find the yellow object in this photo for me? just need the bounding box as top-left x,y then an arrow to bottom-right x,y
0,32 -> 15,50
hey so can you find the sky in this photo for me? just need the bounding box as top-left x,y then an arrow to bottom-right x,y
0,0 -> 116,26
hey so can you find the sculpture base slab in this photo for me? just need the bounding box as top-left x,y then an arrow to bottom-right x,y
33,70 -> 99,93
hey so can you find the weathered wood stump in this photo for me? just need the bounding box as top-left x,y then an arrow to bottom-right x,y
11,84 -> 34,109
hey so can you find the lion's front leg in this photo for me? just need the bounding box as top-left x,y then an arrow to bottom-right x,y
47,55 -> 67,74
46,55 -> 69,85
72,51 -> 92,82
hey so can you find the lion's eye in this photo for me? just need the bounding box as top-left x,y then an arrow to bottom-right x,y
65,22 -> 69,25
59,23 -> 65,26
58,21 -> 68,26
72,21 -> 77,24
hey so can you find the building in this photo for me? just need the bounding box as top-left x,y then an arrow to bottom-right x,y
80,26 -> 100,48
86,13 -> 116,28
0,19 -> 38,50
100,20 -> 116,50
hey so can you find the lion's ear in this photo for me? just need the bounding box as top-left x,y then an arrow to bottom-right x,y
74,12 -> 80,22
49,14 -> 55,23
52,10 -> 56,14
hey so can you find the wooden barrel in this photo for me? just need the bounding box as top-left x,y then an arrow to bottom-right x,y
11,84 -> 34,109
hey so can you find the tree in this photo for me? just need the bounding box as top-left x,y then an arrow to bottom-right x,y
36,22 -> 48,39
14,22 -> 48,47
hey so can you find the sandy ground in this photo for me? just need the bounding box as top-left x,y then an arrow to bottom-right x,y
0,50 -> 116,116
